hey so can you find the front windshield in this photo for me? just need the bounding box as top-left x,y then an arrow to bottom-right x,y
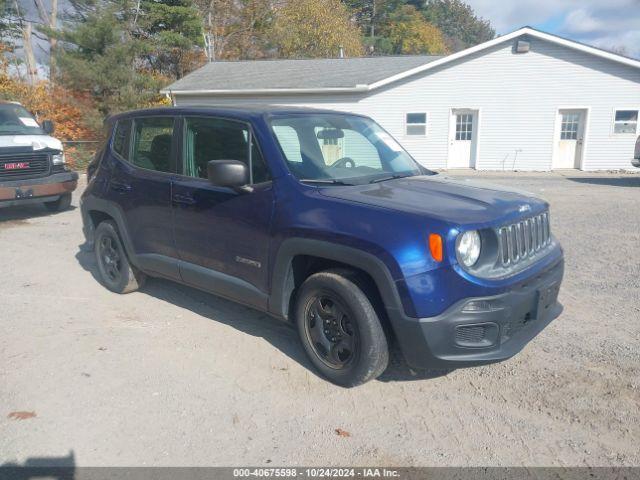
0,103 -> 44,135
270,114 -> 430,185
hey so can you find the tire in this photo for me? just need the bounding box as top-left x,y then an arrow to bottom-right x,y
94,220 -> 145,294
294,269 -> 389,387
44,193 -> 72,212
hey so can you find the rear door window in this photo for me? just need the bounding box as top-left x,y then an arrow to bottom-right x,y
130,117 -> 175,173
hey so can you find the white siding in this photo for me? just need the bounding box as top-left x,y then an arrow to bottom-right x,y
175,36 -> 640,171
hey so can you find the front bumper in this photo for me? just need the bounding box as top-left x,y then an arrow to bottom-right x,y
392,257 -> 564,369
0,171 -> 78,208
632,158 -> 640,168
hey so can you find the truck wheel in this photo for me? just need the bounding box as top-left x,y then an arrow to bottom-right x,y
44,193 -> 72,212
295,269 -> 389,387
94,220 -> 145,294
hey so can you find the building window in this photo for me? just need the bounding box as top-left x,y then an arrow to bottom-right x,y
613,110 -> 638,134
406,113 -> 427,135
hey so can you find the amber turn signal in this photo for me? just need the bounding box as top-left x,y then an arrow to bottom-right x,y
429,233 -> 443,262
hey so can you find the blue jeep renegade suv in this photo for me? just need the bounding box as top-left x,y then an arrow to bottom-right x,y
81,106 -> 564,386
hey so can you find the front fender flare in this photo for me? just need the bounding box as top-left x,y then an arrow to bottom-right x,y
269,238 -> 406,322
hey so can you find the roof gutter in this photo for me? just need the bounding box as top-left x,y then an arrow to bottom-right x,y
160,85 -> 371,96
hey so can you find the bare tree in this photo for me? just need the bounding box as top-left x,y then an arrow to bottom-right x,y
195,0 -> 275,61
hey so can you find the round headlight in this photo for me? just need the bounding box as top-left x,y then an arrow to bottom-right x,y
457,230 -> 481,267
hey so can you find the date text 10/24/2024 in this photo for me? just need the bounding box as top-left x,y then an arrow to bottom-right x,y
233,468 -> 400,478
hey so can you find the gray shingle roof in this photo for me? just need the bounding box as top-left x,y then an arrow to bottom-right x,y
163,55 -> 444,93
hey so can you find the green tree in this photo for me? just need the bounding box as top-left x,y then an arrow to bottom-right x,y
420,0 -> 494,51
342,0 -> 390,37
381,5 -> 447,54
271,0 -> 363,58
55,2 -> 165,119
0,0 -> 19,43
343,0 -> 494,54
138,0 -> 204,78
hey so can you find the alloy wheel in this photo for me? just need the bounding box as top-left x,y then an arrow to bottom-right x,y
98,235 -> 122,283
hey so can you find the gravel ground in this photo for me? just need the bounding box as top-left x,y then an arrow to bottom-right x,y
0,172 -> 639,467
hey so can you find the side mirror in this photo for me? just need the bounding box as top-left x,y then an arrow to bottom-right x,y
207,160 -> 252,192
42,120 -> 54,135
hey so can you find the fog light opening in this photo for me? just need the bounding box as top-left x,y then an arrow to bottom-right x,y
462,300 -> 496,313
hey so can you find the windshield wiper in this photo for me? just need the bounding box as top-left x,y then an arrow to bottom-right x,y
369,174 -> 413,184
300,178 -> 354,186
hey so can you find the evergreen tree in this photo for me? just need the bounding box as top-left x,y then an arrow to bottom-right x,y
381,5 -> 448,55
137,0 -> 204,78
0,0 -> 20,43
342,0 -> 493,54
420,0 -> 494,51
55,2 -> 165,117
56,0 -> 203,117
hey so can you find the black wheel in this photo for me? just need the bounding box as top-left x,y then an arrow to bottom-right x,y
295,269 -> 389,387
44,193 -> 72,212
94,220 -> 145,294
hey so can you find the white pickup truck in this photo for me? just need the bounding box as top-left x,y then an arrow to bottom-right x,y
0,101 -> 77,211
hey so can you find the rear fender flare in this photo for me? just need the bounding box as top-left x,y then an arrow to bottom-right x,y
81,196 -> 139,268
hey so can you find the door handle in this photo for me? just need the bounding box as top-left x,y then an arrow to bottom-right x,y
172,193 -> 196,206
110,180 -> 131,192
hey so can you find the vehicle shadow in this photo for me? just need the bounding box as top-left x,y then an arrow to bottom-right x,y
0,451 -> 75,479
0,204 -> 77,223
75,243 -> 452,385
565,176 -> 640,187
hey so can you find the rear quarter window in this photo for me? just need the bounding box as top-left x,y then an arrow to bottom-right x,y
112,119 -> 132,160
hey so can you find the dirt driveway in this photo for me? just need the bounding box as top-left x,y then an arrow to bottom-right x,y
1,172 -> 639,467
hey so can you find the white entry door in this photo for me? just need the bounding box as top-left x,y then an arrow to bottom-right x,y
553,109 -> 586,169
448,110 -> 477,168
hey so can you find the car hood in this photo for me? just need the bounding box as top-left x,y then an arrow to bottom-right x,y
0,134 -> 62,151
318,175 -> 548,226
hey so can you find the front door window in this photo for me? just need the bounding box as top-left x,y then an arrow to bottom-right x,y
183,117 -> 271,184
560,113 -> 580,140
455,114 -> 473,141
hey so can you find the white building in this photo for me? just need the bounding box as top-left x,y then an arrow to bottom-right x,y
163,27 -> 640,171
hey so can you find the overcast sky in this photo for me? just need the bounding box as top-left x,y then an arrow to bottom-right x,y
466,0 -> 640,58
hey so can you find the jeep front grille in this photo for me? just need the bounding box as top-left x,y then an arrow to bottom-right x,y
498,212 -> 551,267
0,153 -> 50,180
